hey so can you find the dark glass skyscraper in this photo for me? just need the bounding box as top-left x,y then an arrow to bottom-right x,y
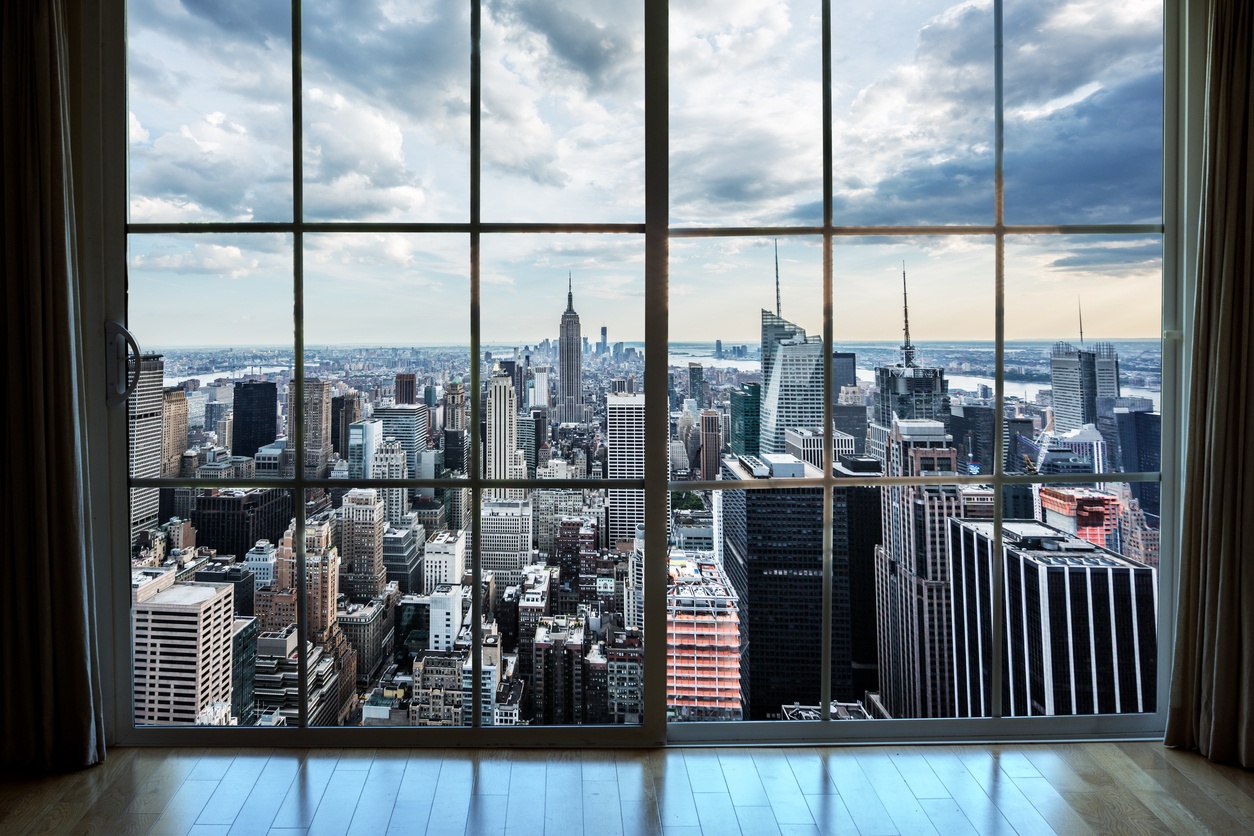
729,383 -> 760,457
233,381 -> 277,461
558,275 -> 582,424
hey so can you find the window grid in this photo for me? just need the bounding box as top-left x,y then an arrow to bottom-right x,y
124,0 -> 1168,739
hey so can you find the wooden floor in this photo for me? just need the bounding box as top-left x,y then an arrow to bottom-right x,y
1,742 -> 1250,835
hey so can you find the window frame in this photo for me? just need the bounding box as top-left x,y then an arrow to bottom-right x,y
80,0 -> 1198,747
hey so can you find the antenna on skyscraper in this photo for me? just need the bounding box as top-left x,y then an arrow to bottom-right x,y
774,239 -> 781,317
1078,296 -> 1084,345
901,261 -> 916,367
566,271 -> 574,313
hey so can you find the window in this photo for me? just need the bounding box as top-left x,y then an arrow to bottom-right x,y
115,0 -> 1173,744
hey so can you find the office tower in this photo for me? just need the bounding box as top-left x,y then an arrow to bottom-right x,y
950,403 -> 996,474
699,410 -> 721,479
480,497 -> 534,607
606,393 -> 646,546
395,373 -> 418,405
162,387 -> 189,477
254,625 -> 342,726
231,617 -> 258,726
486,367 -> 525,496
428,584 -> 463,652
531,366 -> 550,410
410,652 -> 466,726
784,426 -> 855,470
445,378 -> 466,431
232,381 -> 278,461
338,592 -> 395,684
558,274 -> 583,424
288,378 -> 333,479
424,529 -> 467,594
720,453 -> 852,719
831,403 -> 868,456
867,269 -> 950,464
373,404 -> 430,480
606,629 -> 645,724
833,455 -> 884,697
132,569 -> 234,725
832,351 -> 858,393
129,353 -> 164,540
190,488 -> 292,562
243,539 -> 277,590
533,483 -> 583,558
382,519 -> 424,594
369,437 -> 408,525
347,418 -> 383,480
599,325 -> 608,355
759,311 -> 825,455
330,391 -> 361,457
729,382 -> 761,457
1115,408 -> 1162,522
688,363 -> 705,408
341,488 -> 386,602
1050,341 -> 1120,433
951,519 -> 1157,716
667,555 -> 743,721
194,564 -> 257,617
872,418 -> 962,720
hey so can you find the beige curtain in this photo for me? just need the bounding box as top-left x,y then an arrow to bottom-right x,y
1165,0 -> 1254,766
0,0 -> 107,770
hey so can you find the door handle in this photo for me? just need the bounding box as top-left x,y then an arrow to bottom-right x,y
105,321 -> 142,407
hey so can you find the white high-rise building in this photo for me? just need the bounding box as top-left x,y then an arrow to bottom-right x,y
372,404 -> 430,479
531,366 -> 551,410
243,539 -> 278,590
429,584 -> 464,652
372,437 -> 408,524
1050,341 -> 1120,434
486,368 -> 520,495
424,529 -> 467,594
132,569 -> 235,725
480,498 -> 533,605
607,392 -> 646,547
347,418 -> 383,480
758,311 -> 825,455
129,353 -> 164,540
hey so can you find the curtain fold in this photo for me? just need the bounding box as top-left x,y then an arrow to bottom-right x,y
1165,0 -> 1254,767
0,0 -> 107,771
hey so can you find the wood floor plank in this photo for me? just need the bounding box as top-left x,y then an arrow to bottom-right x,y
614,750 -> 657,805
1087,741 -> 1240,834
582,779 -> 623,836
580,751 -> 618,783
920,749 -> 1015,836
268,750 -> 342,831
1158,745 -> 1254,821
878,748 -> 951,799
717,749 -> 771,807
852,749 -> 939,835
649,750 -> 699,830
226,750 -> 307,836
426,753 -> 472,836
690,791 -> 741,833
820,749 -> 899,835
75,749 -> 204,836
918,798 -> 979,835
503,750 -> 547,836
463,793 -> 509,836
783,748 -> 839,796
1058,786 -> 1173,835
734,803 -> 783,836
953,749 -> 1054,836
752,747 -> 815,826
302,762 -> 366,836
149,779 -> 220,836
544,751 -> 583,834
802,792 -> 859,836
25,748 -> 140,836
343,751 -> 406,836
1007,775 -> 1095,835
681,748 -> 727,794
196,749 -> 274,826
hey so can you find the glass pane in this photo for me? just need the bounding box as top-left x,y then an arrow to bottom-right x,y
127,0 -> 293,222
669,237 -> 824,477
990,482 -> 1158,716
302,1 -> 471,221
1003,235 -> 1162,482
482,0 -> 645,222
831,0 -> 995,226
834,236 -> 994,469
480,234 -> 645,487
670,0 -> 822,226
133,487 -> 295,727
127,234 -> 294,477
303,234 -> 470,494
1003,0 -> 1163,224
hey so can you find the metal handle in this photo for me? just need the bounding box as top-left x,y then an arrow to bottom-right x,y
105,321 -> 142,407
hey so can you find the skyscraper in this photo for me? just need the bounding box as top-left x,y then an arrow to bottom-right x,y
395,373 -> 418,405
129,353 -> 164,540
558,274 -> 583,424
161,387 -> 189,478
372,438 -> 408,525
606,392 -> 646,546
699,410 -> 721,480
871,418 -> 963,720
951,519 -> 1157,717
667,554 -> 743,721
346,418 -> 382,480
330,391 -> 361,457
340,488 -> 386,602
486,367 -> 524,494
480,497 -> 534,607
233,381 -> 277,461
720,453 -> 853,719
687,362 -> 705,409
289,378 -> 333,479
759,311 -> 824,455
190,488 -> 292,562
867,268 -> 950,464
373,404 -> 430,480
729,382 -> 760,457
1050,341 -> 1120,433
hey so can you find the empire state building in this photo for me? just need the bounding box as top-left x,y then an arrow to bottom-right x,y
558,273 -> 582,424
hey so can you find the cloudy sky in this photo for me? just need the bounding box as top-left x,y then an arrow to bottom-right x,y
127,0 -> 1163,348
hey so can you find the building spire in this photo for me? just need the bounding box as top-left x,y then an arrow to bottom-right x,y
774,239 -> 781,317
901,260 -> 916,367
565,271 -> 575,314
1078,296 -> 1084,345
